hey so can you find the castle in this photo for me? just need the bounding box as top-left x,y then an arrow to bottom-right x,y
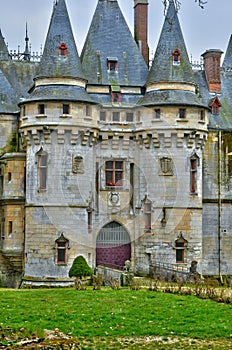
0,0 -> 232,287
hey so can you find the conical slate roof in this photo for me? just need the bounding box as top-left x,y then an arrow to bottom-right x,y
147,0 -> 195,85
28,0 -> 95,104
0,68 -> 19,113
0,29 -> 10,60
37,0 -> 85,79
222,35 -> 232,69
80,0 -> 148,86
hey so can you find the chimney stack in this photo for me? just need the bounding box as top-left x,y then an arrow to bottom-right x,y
134,0 -> 149,66
201,49 -> 223,93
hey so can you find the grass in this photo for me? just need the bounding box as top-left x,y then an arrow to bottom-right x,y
1,287 -> 232,349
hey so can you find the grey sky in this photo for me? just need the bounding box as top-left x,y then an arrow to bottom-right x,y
1,0 -> 232,62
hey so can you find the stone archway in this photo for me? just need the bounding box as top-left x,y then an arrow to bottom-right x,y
96,221 -> 131,270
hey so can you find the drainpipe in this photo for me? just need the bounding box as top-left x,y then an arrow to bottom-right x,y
218,130 -> 222,278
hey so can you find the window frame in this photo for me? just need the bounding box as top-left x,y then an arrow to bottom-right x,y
105,160 -> 123,187
62,104 -> 70,115
190,156 -> 199,194
37,150 -> 48,191
179,108 -> 186,119
55,233 -> 69,265
112,111 -> 120,122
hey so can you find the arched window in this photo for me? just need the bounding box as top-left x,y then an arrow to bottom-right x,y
58,43 -> 67,56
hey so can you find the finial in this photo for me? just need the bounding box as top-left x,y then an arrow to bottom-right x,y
23,22 -> 30,61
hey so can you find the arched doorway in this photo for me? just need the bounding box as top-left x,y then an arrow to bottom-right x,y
96,221 -> 131,270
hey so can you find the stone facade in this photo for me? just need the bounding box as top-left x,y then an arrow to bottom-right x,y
0,0 -> 232,287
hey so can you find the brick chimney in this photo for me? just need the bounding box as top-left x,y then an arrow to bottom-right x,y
201,49 -> 223,93
134,0 -> 149,66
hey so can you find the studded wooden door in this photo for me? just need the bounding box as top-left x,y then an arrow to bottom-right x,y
96,221 -> 131,270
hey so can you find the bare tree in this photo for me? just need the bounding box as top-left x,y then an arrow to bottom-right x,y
163,0 -> 207,13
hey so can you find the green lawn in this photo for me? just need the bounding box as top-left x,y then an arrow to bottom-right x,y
1,288 -> 232,349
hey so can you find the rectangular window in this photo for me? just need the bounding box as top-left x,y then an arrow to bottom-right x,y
112,93 -> 121,103
126,113 -> 133,122
8,221 -> 12,236
200,110 -> 205,121
56,242 -> 66,264
38,152 -> 48,190
179,108 -> 186,119
86,105 -> 92,116
8,172 -> 12,182
113,112 -> 120,122
88,211 -> 92,231
190,158 -> 197,193
144,202 -> 151,230
105,160 -> 123,186
155,109 -> 161,119
100,111 -> 106,121
176,242 -> 184,263
38,104 -> 45,115
63,104 -> 70,114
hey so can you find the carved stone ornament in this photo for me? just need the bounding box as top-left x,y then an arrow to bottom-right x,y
159,157 -> 173,176
72,154 -> 84,174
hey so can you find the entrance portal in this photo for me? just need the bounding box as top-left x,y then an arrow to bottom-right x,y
96,221 -> 131,270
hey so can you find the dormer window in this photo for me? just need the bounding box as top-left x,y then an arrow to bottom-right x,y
107,57 -> 118,71
172,49 -> 180,65
210,96 -> 221,115
59,43 -> 67,56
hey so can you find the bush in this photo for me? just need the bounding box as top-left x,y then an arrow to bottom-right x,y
69,256 -> 92,279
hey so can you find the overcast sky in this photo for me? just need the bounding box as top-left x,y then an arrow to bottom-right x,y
1,0 -> 232,63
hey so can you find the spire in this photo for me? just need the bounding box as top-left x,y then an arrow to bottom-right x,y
222,35 -> 232,69
0,29 -> 10,60
38,0 -> 85,79
147,0 -> 195,85
81,0 -> 148,86
138,0 -> 206,108
23,23 -> 30,61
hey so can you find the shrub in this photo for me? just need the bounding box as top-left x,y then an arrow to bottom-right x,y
69,256 -> 92,279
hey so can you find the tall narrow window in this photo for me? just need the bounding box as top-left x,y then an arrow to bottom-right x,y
179,108 -> 186,119
37,150 -> 48,191
176,242 -> 185,263
112,92 -> 121,103
113,112 -> 120,121
63,104 -> 70,115
210,96 -> 221,115
172,49 -> 180,65
105,161 -> 123,186
56,233 -> 69,264
38,104 -> 45,115
126,113 -> 133,122
100,111 -> 106,121
87,210 -> 92,231
8,221 -> 12,237
59,43 -> 67,56
144,201 -> 152,231
86,105 -> 92,117
155,109 -> 161,119
175,235 -> 187,263
190,156 -> 198,194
